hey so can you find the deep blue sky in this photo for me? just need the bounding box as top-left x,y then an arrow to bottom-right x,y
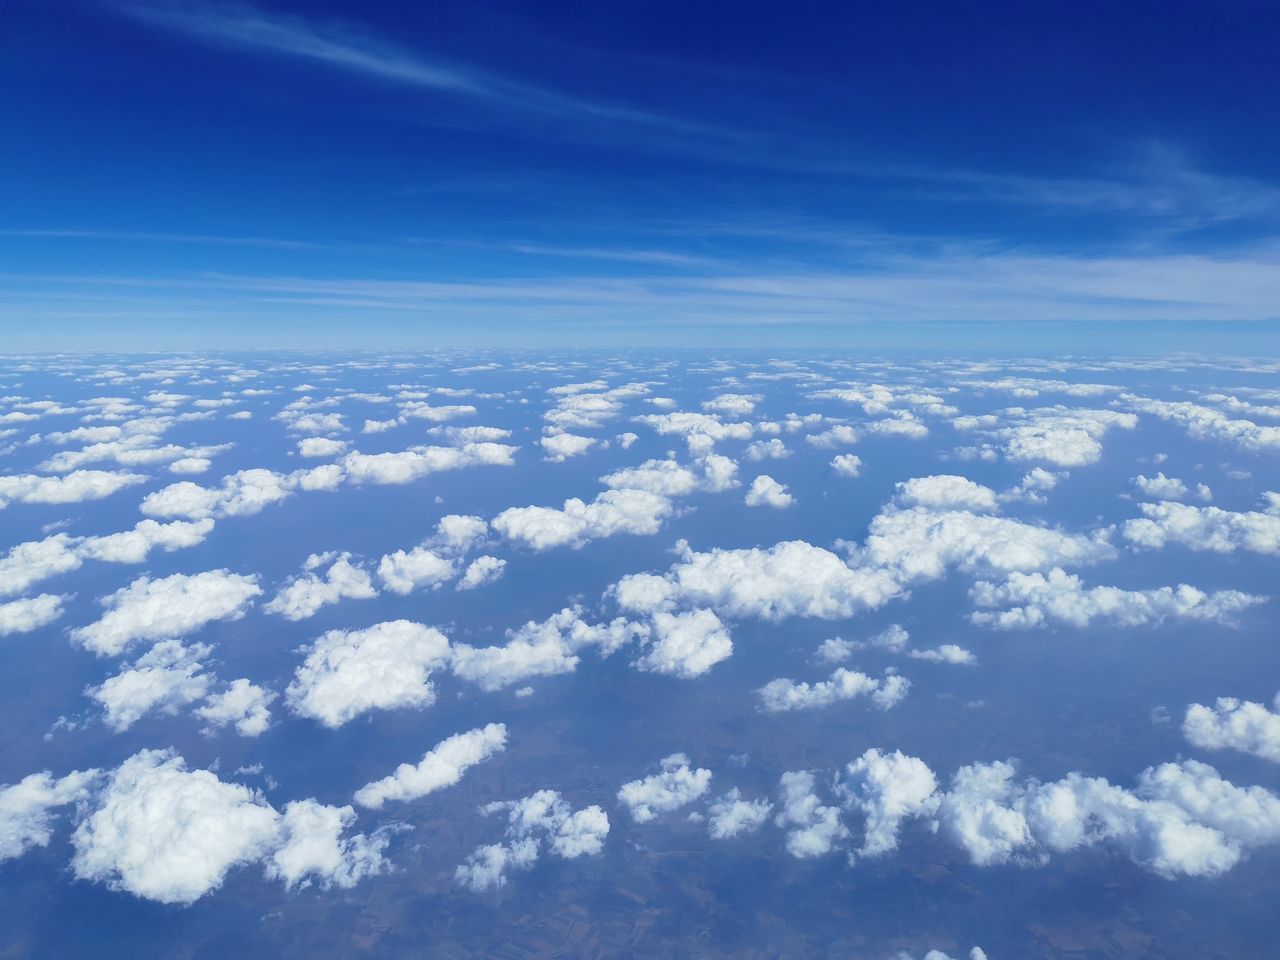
3,0 -> 1280,349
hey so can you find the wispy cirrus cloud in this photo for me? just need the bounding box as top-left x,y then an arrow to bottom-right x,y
116,1 -> 719,136
4,244 -> 1279,346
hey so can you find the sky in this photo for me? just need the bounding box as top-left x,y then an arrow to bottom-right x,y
3,0 -> 1280,350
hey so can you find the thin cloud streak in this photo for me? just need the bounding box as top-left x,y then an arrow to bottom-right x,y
120,1 -> 723,137
4,247 -> 1280,333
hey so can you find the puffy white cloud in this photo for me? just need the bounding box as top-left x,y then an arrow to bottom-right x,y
856,624 -> 910,653
600,459 -> 702,497
355,723 -> 508,809
0,469 -> 145,509
811,384 -> 957,419
297,437 -> 348,458
1123,394 -> 1280,453
451,607 -> 646,692
745,474 -> 794,508
745,438 -> 791,461
456,555 -> 506,591
455,839 -> 537,892
0,769 -> 100,862
934,757 -> 1280,878
285,620 -> 452,728
77,518 -> 216,564
0,593 -> 64,635
707,789 -> 773,839
71,750 -> 282,905
774,770 -> 849,858
805,424 -> 859,449
895,475 -> 998,512
830,453 -> 863,477
168,457 -> 211,474
702,393 -> 761,416
863,414 -> 929,439
266,552 -> 378,620
456,790 -> 609,891
342,442 -> 516,485
0,535 -> 84,598
757,668 -> 910,713
433,514 -> 490,554
87,640 -> 212,732
593,499 -> 1105,634
539,432 -> 600,462
141,468 -> 296,520
814,636 -> 854,663
632,609 -> 732,678
1001,466 -> 1065,503
907,644 -> 976,665
1133,472 -> 1190,500
265,799 -> 389,891
544,382 -> 647,432
861,505 -> 1115,584
1184,694 -> 1280,763
492,488 -> 673,550
72,570 -> 262,657
71,750 -> 386,904
428,425 -> 512,445
955,407 -> 1137,466
0,520 -> 215,599
376,547 -> 455,595
614,540 -> 903,622
195,679 -> 276,737
293,463 -> 344,491
969,568 -> 1263,629
1122,497 -> 1280,555
837,749 -> 939,859
635,411 -> 754,450
617,754 -> 712,823
398,401 -> 477,424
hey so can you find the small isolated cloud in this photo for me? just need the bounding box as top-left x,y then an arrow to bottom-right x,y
0,593 -> 65,636
539,432 -> 601,462
285,620 -> 452,728
830,453 -> 862,477
72,570 -> 262,657
745,438 -> 791,461
297,437 -> 348,458
493,489 -> 673,550
745,474 -> 794,508
895,475 -> 998,512
617,753 -> 712,823
265,552 -> 378,621
1184,694 -> 1280,764
87,640 -> 212,732
456,555 -> 506,591
707,788 -> 773,839
195,679 -> 276,737
907,644 -> 976,665
0,469 -> 146,509
355,723 -> 508,809
456,790 -> 609,891
757,668 -> 910,713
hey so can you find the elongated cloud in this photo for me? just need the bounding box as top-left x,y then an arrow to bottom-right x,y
355,723 -> 508,809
